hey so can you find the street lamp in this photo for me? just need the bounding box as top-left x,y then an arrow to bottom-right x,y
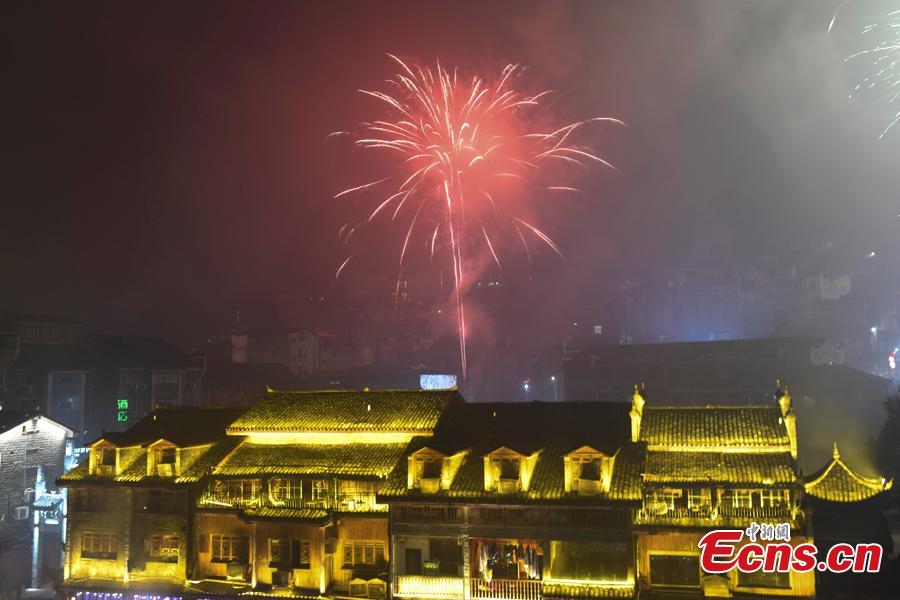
523,381 -> 530,402
550,375 -> 558,402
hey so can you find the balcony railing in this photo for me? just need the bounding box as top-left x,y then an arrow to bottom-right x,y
197,491 -> 385,513
636,504 -> 797,527
197,492 -> 260,509
718,505 -> 792,520
470,578 -> 542,600
394,575 -> 464,598
393,577 -> 632,600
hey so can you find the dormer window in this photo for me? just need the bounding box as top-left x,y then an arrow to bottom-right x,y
419,459 -> 442,493
498,459 -> 520,480
154,445 -> 178,477
408,448 -> 448,493
564,446 -> 611,495
93,445 -> 117,475
158,447 -> 176,464
99,447 -> 116,467
580,460 -> 600,480
484,447 -> 538,493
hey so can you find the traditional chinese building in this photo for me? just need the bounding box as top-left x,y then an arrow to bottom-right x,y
192,389 -> 458,597
804,444 -> 894,598
55,385 -> 894,600
630,385 -> 816,597
58,389 -> 460,600
378,400 -> 644,600
58,407 -> 246,600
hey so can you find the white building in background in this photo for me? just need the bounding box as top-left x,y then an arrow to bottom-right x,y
0,411 -> 74,596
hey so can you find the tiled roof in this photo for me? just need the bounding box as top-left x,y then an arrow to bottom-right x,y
58,460 -> 91,483
639,406 -> 789,450
237,507 -> 330,523
115,453 -> 149,482
178,437 -> 245,482
643,451 -> 796,484
95,407 -> 245,447
34,493 -> 65,510
805,446 -> 892,502
226,389 -> 460,434
608,443 -> 645,501
58,436 -> 244,486
214,442 -> 408,478
379,402 -> 636,505
425,401 -> 630,456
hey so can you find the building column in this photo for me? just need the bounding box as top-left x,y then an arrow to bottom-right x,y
251,522 -> 258,588
462,536 -> 471,600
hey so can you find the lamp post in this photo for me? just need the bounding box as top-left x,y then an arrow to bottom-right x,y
550,375 -> 558,402
523,381 -> 530,402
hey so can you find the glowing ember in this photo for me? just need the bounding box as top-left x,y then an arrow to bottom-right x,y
334,55 -> 623,376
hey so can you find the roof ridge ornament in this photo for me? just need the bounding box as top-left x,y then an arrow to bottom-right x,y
833,441 -> 840,460
777,384 -> 792,417
632,384 -> 645,415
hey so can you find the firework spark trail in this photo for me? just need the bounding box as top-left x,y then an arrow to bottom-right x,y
830,1 -> 900,138
333,55 -> 623,377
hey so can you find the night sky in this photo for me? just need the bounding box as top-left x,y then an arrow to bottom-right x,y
3,0 -> 899,347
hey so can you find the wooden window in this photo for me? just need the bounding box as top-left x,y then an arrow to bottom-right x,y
271,539 -> 311,569
156,447 -> 176,465
759,489 -> 787,508
270,478 -> 303,501
687,488 -> 711,509
658,488 -> 682,511
82,532 -> 116,559
550,540 -> 629,582
414,455 -> 443,480
578,459 -> 601,481
142,490 -> 185,513
732,490 -> 752,509
649,554 -> 700,587
147,534 -> 179,562
98,447 -> 116,467
302,479 -> 329,505
215,479 -> 259,500
338,480 -> 376,509
343,540 -> 384,567
211,535 -> 247,563
497,458 -> 520,480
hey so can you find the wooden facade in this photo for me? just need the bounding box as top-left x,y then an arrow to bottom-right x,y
57,387 -> 892,600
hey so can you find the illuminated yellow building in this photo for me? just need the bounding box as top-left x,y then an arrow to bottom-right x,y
59,389 -> 459,600
631,385 -> 816,597
57,386 -> 892,600
59,407 -> 246,598
379,400 -> 642,600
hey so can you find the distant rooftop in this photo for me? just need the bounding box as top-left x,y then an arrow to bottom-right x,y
804,444 -> 893,503
13,334 -> 197,370
93,406 -> 245,447
0,410 -> 73,436
573,337 -> 830,364
1,312 -> 85,326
